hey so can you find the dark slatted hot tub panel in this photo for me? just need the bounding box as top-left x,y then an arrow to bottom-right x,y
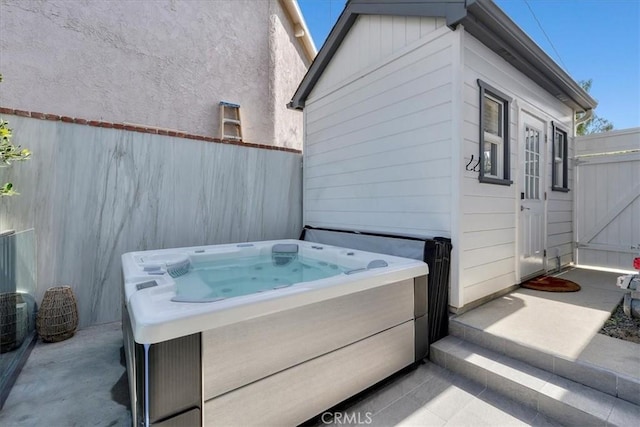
134,333 -> 202,426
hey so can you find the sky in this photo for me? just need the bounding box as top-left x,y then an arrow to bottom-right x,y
298,0 -> 640,130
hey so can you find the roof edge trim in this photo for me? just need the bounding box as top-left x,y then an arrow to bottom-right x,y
465,0 -> 596,111
280,0 -> 318,64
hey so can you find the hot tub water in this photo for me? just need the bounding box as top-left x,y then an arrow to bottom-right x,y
174,255 -> 348,301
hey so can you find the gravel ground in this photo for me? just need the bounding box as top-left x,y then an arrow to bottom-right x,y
599,302 -> 640,344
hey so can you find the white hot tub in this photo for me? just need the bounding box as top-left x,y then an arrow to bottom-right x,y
121,239 -> 429,426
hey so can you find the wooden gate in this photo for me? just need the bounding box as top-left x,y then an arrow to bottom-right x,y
575,128 -> 640,271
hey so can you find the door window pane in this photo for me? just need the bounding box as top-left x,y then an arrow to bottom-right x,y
524,126 -> 540,200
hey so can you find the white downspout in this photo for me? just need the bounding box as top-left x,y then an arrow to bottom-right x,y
279,0 -> 318,64
573,108 -> 592,267
575,108 -> 593,126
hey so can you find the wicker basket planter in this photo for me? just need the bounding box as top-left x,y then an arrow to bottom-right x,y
37,286 -> 78,343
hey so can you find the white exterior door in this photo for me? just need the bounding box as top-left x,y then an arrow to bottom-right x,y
519,114 -> 545,279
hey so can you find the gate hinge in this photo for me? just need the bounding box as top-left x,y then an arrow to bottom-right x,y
544,192 -> 547,200
543,249 -> 547,257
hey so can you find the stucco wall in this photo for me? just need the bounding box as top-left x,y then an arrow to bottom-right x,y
0,0 -> 306,148
269,0 -> 307,149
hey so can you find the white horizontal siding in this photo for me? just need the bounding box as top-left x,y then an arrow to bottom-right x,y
306,28 -> 453,118
306,64 -> 452,138
461,260 -> 516,291
306,91 -> 451,151
464,271 -> 517,303
462,38 -> 573,122
305,176 -> 452,200
305,195 -> 450,214
464,228 -> 514,251
305,122 -> 450,169
547,180 -> 573,268
306,160 -> 451,190
312,15 -> 446,96
462,242 -> 515,269
461,212 -> 516,233
458,31 -> 575,305
304,24 -> 456,238
306,140 -> 451,181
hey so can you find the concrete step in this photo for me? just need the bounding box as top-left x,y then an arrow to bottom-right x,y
449,318 -> 640,406
431,336 -> 640,426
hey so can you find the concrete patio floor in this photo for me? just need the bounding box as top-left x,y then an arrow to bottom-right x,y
0,322 -> 130,426
1,267 -> 636,426
452,267 -> 639,382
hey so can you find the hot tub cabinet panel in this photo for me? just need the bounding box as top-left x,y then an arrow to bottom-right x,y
205,321 -> 414,426
202,278 -> 414,399
137,334 -> 201,424
123,311 -> 202,426
122,240 -> 429,426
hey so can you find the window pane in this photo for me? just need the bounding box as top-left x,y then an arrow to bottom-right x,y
483,96 -> 502,136
555,159 -> 563,186
558,132 -> 564,158
484,141 -> 498,176
553,129 -> 566,188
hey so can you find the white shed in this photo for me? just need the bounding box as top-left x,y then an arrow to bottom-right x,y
289,0 -> 597,312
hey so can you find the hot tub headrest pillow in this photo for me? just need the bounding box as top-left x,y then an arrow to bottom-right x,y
272,243 -> 299,254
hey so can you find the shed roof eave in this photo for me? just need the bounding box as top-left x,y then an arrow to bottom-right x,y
289,0 -> 597,112
462,0 -> 597,112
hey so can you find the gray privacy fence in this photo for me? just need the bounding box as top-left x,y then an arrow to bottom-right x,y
0,116 -> 302,327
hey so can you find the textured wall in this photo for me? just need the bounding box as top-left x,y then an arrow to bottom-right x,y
0,0 -> 306,148
269,1 -> 307,149
0,116 -> 302,327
